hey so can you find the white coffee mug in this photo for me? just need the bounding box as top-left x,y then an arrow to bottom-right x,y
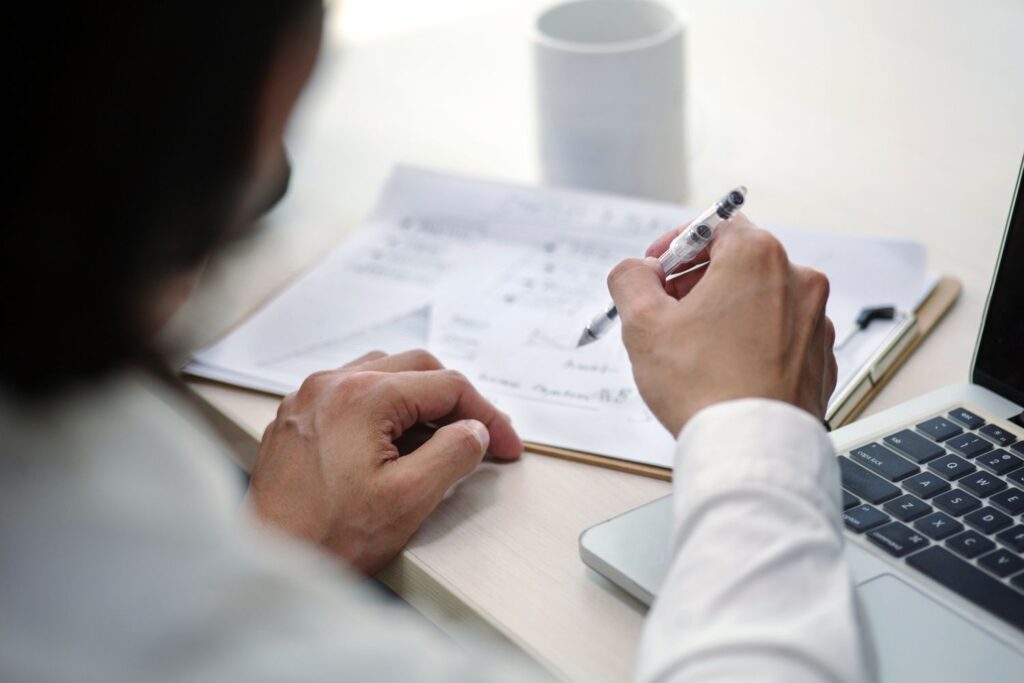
534,0 -> 685,202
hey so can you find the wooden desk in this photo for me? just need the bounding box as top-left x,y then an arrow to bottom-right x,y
179,2 -> 1024,680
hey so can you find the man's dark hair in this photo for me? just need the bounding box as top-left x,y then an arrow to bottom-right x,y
3,1 -> 318,398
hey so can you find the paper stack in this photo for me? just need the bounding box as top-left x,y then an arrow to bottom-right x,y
188,167 -> 933,468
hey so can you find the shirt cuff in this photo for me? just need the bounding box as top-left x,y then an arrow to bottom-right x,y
673,398 -> 840,520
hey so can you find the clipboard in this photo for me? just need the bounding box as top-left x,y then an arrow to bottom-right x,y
523,275 -> 962,481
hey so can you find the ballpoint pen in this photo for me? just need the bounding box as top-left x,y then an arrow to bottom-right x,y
576,186 -> 748,347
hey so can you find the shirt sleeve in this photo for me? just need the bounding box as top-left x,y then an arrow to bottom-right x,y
635,399 -> 876,683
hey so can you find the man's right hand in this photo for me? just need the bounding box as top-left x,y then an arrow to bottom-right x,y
607,213 -> 837,437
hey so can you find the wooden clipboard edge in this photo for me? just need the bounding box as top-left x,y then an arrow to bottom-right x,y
524,441 -> 673,481
524,275 -> 962,481
830,274 -> 962,428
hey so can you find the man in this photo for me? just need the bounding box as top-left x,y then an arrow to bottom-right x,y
2,1 -> 872,681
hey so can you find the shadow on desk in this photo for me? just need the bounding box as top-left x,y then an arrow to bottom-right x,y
414,467 -> 503,547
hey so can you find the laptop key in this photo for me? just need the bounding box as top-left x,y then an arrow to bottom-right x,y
1011,442 -> 1024,457
957,471 -> 1007,498
977,548 -> 1024,578
945,433 -> 993,458
989,487 -> 1024,516
948,407 -> 985,430
975,449 -> 1023,475
927,454 -> 975,481
907,547 -> 1024,630
842,490 -> 860,510
963,506 -> 1012,535
838,457 -> 900,504
995,524 -> 1024,552
1013,574 -> 1024,592
843,504 -> 890,533
868,522 -> 930,557
1008,469 -> 1024,488
883,494 -> 931,522
914,511 -> 964,540
849,443 -> 918,481
916,417 -> 963,442
932,489 -> 981,516
901,471 -> 951,499
979,423 -> 1018,447
884,430 -> 945,463
946,530 -> 995,559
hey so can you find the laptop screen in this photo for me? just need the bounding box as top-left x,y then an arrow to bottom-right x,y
974,157 -> 1024,408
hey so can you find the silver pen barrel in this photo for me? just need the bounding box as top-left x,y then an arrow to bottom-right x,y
574,186 -> 747,348
577,302 -> 619,347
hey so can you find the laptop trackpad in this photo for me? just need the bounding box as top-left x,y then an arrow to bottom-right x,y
859,574 -> 1024,681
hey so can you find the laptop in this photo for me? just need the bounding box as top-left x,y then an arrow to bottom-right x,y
579,157 -> 1024,680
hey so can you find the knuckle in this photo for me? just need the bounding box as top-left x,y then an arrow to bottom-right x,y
298,370 -> 335,395
276,391 -> 296,417
336,370 -> 381,395
409,348 -> 443,370
795,266 -> 830,306
441,368 -> 470,389
352,350 -> 387,365
730,211 -> 754,229
276,414 -> 305,437
806,268 -> 830,299
748,229 -> 787,262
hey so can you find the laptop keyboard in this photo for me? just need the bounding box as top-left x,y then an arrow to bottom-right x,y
839,406 -> 1024,632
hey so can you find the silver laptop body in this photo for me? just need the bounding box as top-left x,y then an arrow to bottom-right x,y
580,158 -> 1024,681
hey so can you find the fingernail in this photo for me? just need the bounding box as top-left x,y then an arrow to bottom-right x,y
463,419 -> 490,450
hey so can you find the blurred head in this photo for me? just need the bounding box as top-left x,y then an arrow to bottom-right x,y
3,0 -> 323,399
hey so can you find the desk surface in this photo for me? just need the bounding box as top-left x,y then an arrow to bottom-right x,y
180,1 -> 1024,680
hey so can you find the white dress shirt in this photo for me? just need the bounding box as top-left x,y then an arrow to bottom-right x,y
0,374 -> 872,682
638,399 -> 875,683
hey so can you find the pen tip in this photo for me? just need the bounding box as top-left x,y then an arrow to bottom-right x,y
576,330 -> 597,348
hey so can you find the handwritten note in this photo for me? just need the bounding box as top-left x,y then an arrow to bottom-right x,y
448,342 -> 673,466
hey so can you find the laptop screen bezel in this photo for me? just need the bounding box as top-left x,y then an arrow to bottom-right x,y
971,155 -> 1024,408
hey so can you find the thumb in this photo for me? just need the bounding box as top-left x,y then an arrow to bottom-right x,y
398,419 -> 490,508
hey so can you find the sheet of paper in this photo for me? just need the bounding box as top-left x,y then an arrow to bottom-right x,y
188,166 -> 931,468
189,307 -> 433,394
190,229 -> 440,386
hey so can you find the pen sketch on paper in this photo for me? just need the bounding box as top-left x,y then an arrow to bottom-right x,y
188,166 -> 932,468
